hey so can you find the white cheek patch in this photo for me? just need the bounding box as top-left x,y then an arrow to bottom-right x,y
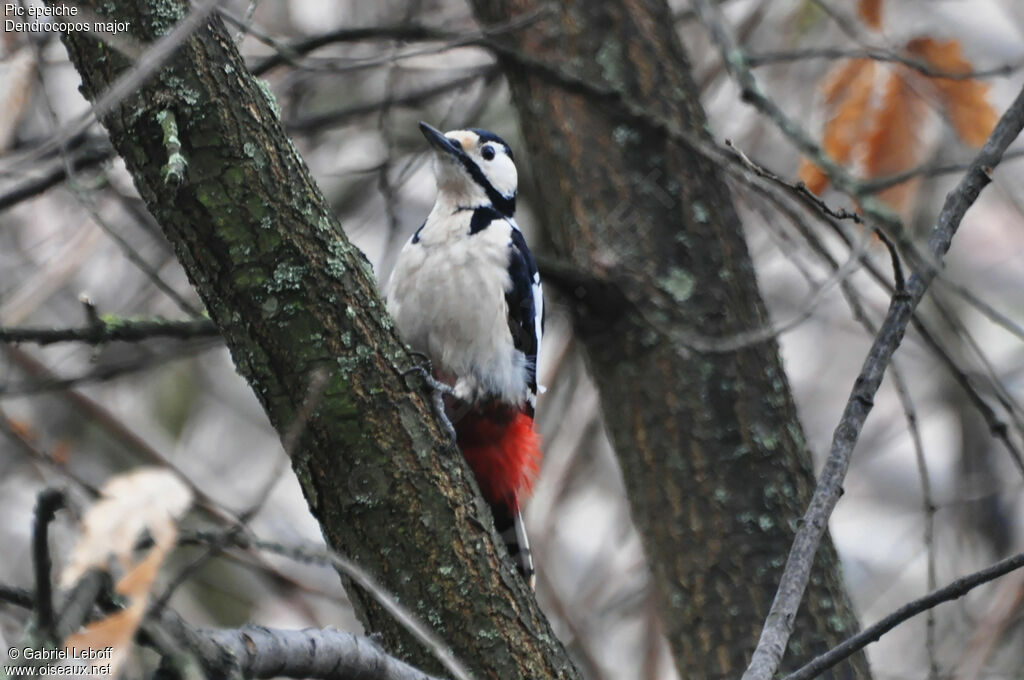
488,156 -> 518,198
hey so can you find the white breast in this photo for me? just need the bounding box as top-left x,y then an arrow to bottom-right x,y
386,207 -> 530,406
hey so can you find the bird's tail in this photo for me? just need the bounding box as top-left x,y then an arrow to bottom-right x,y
456,405 -> 541,588
492,503 -> 536,589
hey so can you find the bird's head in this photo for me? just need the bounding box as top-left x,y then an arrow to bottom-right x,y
419,122 -> 517,216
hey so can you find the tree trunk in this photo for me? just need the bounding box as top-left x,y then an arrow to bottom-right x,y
55,3 -> 579,678
469,1 -> 870,677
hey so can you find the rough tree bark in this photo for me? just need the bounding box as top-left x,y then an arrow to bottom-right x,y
468,1 -> 871,677
54,2 -> 579,678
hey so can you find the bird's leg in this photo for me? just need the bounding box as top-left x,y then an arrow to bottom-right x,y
401,358 -> 459,449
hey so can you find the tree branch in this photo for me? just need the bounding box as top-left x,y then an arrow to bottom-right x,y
32,488 -> 65,643
0,139 -> 113,213
196,625 -> 445,680
784,550 -> 1024,680
740,81 -> 1024,680
747,47 -> 1023,80
0,317 -> 218,346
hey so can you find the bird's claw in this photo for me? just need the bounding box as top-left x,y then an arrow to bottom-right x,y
401,362 -> 458,449
429,389 -> 459,451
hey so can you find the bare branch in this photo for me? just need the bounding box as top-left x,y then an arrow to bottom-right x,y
740,81 -> 1024,680
725,135 -> 1024,474
196,625 -> 445,680
783,550 -> 1024,680
0,317 -> 218,346
32,488 -> 65,643
747,47 -> 1023,81
0,140 -> 112,213
246,7 -> 549,76
286,68 -> 497,133
861,149 -> 1024,194
0,584 -> 34,609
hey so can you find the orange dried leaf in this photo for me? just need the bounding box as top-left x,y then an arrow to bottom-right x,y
858,0 -> 883,29
801,59 -> 877,195
60,470 -> 187,678
906,37 -> 997,146
115,539 -> 171,600
64,600 -> 145,676
6,417 -> 34,441
798,158 -> 829,195
863,70 -> 928,210
51,441 -> 71,465
822,60 -> 876,165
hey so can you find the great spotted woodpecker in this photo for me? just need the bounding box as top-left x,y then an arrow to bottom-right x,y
386,122 -> 543,587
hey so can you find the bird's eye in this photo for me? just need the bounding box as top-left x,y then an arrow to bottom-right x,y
481,145 -> 496,161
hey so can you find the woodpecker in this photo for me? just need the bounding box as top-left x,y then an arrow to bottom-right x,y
386,122 -> 543,587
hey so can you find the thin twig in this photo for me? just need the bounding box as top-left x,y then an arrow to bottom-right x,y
32,488 -> 65,643
286,68 -> 496,133
888,362 -> 939,680
0,584 -> 34,609
0,318 -> 218,346
783,550 -> 1024,680
747,47 -> 1023,81
740,82 -> 1024,680
0,142 -> 113,213
0,340 -> 221,396
247,7 -> 550,76
861,149 -> 1024,194
726,130 -> 1024,473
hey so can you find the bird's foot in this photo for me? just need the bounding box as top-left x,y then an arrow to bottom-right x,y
401,361 -> 458,449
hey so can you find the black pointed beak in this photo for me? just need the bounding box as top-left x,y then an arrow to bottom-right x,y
419,122 -> 464,160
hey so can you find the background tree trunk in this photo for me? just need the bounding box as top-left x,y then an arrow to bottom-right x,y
469,1 -> 871,677
54,3 -> 579,678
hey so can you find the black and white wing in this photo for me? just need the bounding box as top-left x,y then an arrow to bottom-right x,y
505,225 -> 544,414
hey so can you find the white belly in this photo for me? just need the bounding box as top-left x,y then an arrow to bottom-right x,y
386,234 -> 528,406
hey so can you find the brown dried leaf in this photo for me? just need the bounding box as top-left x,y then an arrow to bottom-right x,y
60,470 -> 189,678
822,60 -> 877,166
798,157 -> 829,195
862,70 -> 929,210
858,0 -> 883,29
114,531 -> 174,599
800,59 -> 877,194
5,416 -> 35,441
906,37 -> 998,146
64,552 -> 165,675
64,599 -> 145,677
51,441 -> 71,465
